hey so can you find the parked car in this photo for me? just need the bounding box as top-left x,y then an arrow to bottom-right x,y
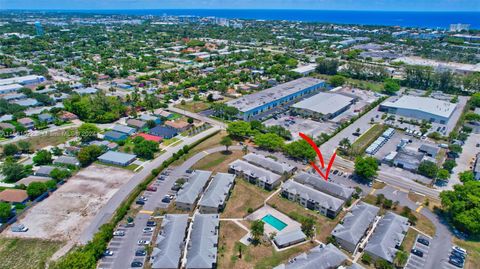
103,249 -> 113,256
143,227 -> 154,233
449,256 -> 464,266
113,230 -> 125,236
125,222 -> 135,228
171,184 -> 181,191
452,246 -> 467,255
147,185 -> 157,192
411,248 -> 423,257
146,220 -> 156,227
137,240 -> 150,245
135,248 -> 146,256
131,261 -> 143,267
449,258 -> 464,268
161,196 -> 171,203
135,200 -> 145,205
11,224 -> 28,232
186,169 -> 193,173
139,196 -> 148,201
417,237 -> 430,246
450,252 -> 466,261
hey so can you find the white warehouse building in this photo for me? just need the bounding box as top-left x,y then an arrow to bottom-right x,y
379,95 -> 456,124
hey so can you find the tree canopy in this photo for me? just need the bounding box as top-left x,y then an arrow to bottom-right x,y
354,156 -> 378,181
63,93 -> 126,123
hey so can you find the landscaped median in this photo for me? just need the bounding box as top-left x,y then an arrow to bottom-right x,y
50,129 -> 220,269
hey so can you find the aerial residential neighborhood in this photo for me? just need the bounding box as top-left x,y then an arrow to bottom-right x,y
0,2 -> 479,269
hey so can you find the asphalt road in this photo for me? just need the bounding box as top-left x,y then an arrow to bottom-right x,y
79,126 -> 220,245
167,105 -> 227,129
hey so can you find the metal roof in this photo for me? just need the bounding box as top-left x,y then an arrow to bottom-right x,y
282,180 -> 344,212
198,173 -> 235,210
151,214 -> 189,269
226,77 -> 325,113
293,172 -> 355,200
273,243 -> 347,269
186,214 -> 219,269
381,95 -> 456,119
112,124 -> 136,134
364,212 -> 409,263
243,153 -> 295,175
176,170 -> 212,206
98,151 -> 136,164
292,92 -> 354,115
331,202 -> 379,247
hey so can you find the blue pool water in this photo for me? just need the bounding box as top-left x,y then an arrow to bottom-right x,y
262,214 -> 287,231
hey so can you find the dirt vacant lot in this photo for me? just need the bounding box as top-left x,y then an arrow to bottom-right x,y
4,164 -> 133,241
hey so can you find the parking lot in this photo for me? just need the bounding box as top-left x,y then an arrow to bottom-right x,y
405,234 -> 432,269
98,166 -> 190,269
264,115 -> 337,140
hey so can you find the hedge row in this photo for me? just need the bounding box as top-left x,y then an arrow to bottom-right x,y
51,129 -> 220,269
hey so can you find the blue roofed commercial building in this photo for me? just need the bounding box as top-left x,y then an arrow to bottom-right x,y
226,77 -> 325,121
151,214 -> 189,269
379,95 -> 456,124
186,214 -> 220,269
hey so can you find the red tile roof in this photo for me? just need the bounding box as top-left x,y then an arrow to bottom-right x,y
136,133 -> 162,143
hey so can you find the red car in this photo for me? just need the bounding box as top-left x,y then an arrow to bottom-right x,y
147,185 -> 157,192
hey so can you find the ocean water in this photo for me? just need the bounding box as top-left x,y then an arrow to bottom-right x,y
68,9 -> 480,29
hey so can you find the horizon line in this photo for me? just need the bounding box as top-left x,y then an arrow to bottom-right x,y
1,8 -> 479,13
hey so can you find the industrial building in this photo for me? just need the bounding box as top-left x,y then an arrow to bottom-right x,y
0,75 -> 46,86
226,77 -> 325,121
380,96 -> 456,124
292,92 -> 355,120
291,64 -> 317,76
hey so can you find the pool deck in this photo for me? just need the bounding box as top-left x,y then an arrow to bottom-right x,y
246,205 -> 301,236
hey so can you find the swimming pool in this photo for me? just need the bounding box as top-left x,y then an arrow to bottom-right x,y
262,214 -> 287,231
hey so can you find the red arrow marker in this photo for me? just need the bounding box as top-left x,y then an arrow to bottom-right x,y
299,132 -> 324,168
299,132 -> 336,182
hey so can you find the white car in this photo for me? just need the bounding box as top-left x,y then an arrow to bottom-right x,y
113,230 -> 125,236
137,240 -> 150,245
452,246 -> 467,255
143,227 -> 154,233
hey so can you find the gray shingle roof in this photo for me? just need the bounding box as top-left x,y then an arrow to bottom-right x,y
176,170 -> 212,206
229,159 -> 281,184
151,214 -> 189,269
273,243 -> 347,269
282,180 -> 344,212
198,173 -> 235,210
274,229 -> 307,247
53,156 -> 79,166
243,153 -> 295,175
186,214 -> 219,269
112,124 -> 136,134
293,172 -> 355,200
104,130 -> 126,140
331,202 -> 379,247
364,212 -> 410,263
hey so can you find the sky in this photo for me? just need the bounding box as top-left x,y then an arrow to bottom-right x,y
0,0 -> 479,11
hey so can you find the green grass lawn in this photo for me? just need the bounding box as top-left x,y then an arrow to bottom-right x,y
0,238 -> 63,269
162,137 -> 180,146
351,124 -> 388,155
175,101 -> 211,113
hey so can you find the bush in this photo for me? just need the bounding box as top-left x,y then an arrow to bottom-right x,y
362,253 -> 372,265
27,182 -> 48,199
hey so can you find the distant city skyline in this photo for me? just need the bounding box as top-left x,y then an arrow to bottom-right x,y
1,0 -> 479,12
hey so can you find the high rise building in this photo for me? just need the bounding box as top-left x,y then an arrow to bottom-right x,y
449,23 -> 470,32
34,21 -> 44,36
